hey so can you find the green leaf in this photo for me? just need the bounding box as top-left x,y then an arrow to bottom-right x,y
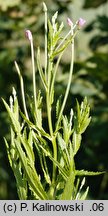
72,132 -> 82,155
75,99 -> 81,131
2,98 -> 21,133
4,138 -> 12,167
50,87 -> 54,105
52,11 -> 58,29
36,90 -> 43,128
4,138 -> 27,199
20,131 -> 35,165
60,172 -> 75,200
12,88 -> 19,120
28,130 -> 33,147
58,22 -> 64,36
75,178 -> 89,200
74,97 -> 91,134
80,117 -> 91,134
20,111 -> 51,140
80,98 -> 91,133
52,22 -> 64,50
62,115 -> 72,144
48,19 -> 53,51
52,35 -> 73,58
56,96 -> 62,119
39,144 -> 68,180
15,139 -> 48,200
58,133 -> 67,151
79,187 -> 89,200
48,13 -> 64,59
68,141 -> 75,172
33,137 -> 51,185
76,170 -> 105,176
74,178 -> 80,199
12,163 -> 28,200
63,116 -> 68,142
58,133 -> 70,169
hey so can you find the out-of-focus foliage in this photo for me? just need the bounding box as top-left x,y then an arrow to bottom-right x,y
0,0 -> 21,11
0,0 -> 108,199
85,15 -> 108,50
83,0 -> 107,8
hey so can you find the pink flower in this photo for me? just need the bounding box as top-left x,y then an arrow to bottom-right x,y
77,18 -> 86,28
67,18 -> 73,26
25,30 -> 33,41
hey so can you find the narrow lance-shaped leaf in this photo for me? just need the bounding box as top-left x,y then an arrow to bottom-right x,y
60,172 -> 75,200
34,140 -> 51,185
4,138 -> 12,167
76,170 -> 105,176
62,116 -> 71,144
72,132 -> 82,155
39,144 -> 68,180
79,187 -> 89,200
75,178 -> 88,200
12,162 -> 28,200
58,133 -> 70,169
12,87 -> 19,120
56,96 -> 62,119
20,130 -> 35,165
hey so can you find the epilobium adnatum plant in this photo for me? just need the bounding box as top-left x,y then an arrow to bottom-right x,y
3,3 -> 104,200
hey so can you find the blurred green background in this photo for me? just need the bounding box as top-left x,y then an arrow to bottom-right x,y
0,0 -> 108,199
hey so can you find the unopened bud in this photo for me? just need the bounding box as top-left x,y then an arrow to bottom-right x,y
67,18 -> 73,26
25,30 -> 33,41
77,18 -> 86,29
43,2 -> 47,12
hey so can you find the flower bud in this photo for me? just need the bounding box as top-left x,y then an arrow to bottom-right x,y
43,2 -> 47,12
67,18 -> 73,26
25,30 -> 33,41
77,18 -> 86,28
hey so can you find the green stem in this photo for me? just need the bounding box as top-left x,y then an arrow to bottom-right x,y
47,60 -> 53,91
43,3 -> 57,195
43,2 -> 48,79
9,96 -> 15,159
43,2 -> 54,136
46,59 -> 58,196
52,137 -> 57,180
55,26 -> 74,132
50,30 -> 78,104
48,136 -> 57,199
46,91 -> 53,136
50,50 -> 65,103
46,57 -> 53,136
30,40 -> 37,119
